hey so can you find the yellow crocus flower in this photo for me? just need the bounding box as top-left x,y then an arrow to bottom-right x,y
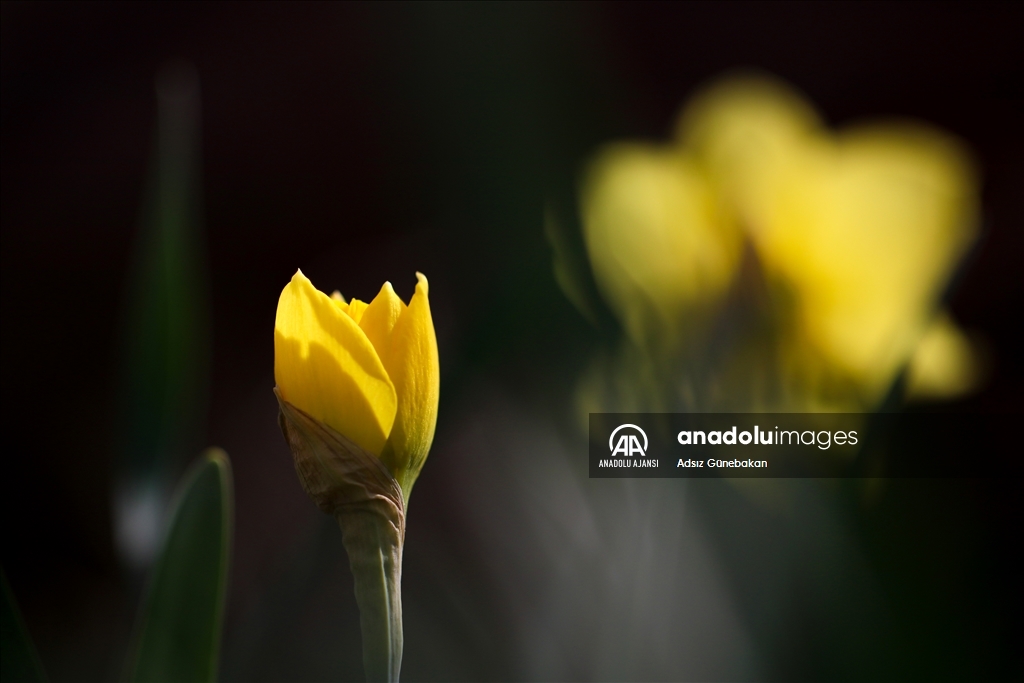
571,73 -> 981,411
679,75 -> 979,405
275,269 -> 439,499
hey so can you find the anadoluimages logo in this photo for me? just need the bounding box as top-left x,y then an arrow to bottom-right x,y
609,424 -> 648,457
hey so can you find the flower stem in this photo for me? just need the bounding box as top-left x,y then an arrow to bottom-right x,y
337,508 -> 403,683
275,392 -> 408,682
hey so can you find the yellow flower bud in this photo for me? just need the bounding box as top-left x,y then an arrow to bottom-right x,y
274,269 -> 439,500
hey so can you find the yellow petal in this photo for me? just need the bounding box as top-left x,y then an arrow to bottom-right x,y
677,74 -> 822,233
358,282 -> 407,368
379,273 -> 439,497
764,125 -> 978,401
905,311 -> 980,399
330,290 -> 348,313
346,298 -> 368,324
274,270 -> 397,455
580,143 -> 740,347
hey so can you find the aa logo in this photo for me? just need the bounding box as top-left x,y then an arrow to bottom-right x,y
609,424 -> 648,457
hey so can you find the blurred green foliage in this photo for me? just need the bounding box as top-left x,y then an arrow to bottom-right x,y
118,62 -> 209,481
125,449 -> 233,683
114,60 -> 212,573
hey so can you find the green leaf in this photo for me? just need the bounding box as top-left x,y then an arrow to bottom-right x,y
1,569 -> 46,682
114,62 -> 211,572
126,449 -> 232,683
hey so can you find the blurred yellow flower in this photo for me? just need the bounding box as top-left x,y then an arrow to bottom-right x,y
581,144 -> 741,350
575,73 -> 981,409
679,75 -> 979,404
275,270 -> 439,497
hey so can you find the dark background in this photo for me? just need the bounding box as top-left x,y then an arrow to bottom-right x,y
2,2 -> 1021,681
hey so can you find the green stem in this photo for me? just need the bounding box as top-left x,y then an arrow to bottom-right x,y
337,509 -> 403,683
275,392 -> 408,682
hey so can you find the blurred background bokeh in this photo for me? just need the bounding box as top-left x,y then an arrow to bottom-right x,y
1,2 -> 1021,681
